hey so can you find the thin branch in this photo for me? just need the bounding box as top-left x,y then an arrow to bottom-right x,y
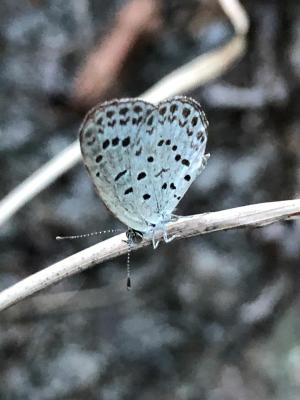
0,0 -> 249,227
72,0 -> 162,109
219,0 -> 249,35
0,199 -> 299,312
0,142 -> 80,226
142,35 -> 246,103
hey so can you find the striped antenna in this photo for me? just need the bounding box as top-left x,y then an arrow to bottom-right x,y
126,238 -> 132,290
56,229 -> 122,240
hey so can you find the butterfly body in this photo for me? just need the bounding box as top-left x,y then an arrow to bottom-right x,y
79,96 -> 209,245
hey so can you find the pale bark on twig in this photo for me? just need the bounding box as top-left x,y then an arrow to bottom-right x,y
0,142 -> 80,226
0,0 -> 249,227
0,199 -> 299,312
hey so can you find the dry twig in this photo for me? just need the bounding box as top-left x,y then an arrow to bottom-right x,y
0,199 -> 299,312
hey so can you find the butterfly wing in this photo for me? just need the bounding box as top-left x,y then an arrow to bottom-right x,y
79,98 -> 156,232
132,96 -> 208,223
80,96 -> 209,233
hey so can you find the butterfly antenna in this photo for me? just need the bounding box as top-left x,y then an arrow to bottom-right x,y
56,229 -> 122,240
126,237 -> 132,290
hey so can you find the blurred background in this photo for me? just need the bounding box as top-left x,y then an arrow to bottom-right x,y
1,0 -> 300,399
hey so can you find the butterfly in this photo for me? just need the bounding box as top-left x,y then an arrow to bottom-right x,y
79,96 -> 209,250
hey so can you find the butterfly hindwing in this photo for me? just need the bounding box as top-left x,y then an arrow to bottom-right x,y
80,98 -> 155,231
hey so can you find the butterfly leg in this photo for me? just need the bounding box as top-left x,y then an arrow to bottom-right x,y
162,224 -> 178,243
152,232 -> 160,249
197,153 -> 210,175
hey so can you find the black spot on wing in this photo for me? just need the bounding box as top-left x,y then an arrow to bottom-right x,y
120,117 -> 130,126
147,127 -> 154,135
85,129 -> 93,138
122,137 -> 130,147
191,117 -> 198,126
106,110 -> 114,118
134,105 -> 143,113
103,139 -> 110,149
124,187 -> 133,195
87,137 -> 96,146
137,172 -> 146,180
115,169 -> 127,181
179,120 -> 188,128
119,107 -> 129,115
170,104 -> 178,113
182,159 -> 190,166
112,137 -> 119,146
159,106 -> 167,116
182,107 -> 190,117
108,120 -> 116,127
135,146 -> 142,156
147,115 -> 154,126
